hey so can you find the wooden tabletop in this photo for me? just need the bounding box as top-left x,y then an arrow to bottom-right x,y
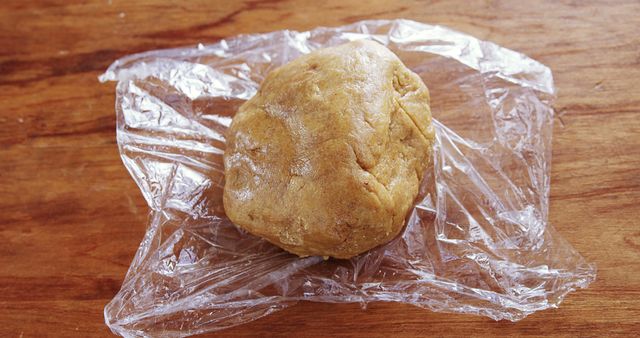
1,0 -> 639,336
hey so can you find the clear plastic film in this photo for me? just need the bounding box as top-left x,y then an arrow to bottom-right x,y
100,19 -> 595,337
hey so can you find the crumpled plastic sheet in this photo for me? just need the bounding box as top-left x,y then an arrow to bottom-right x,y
100,19 -> 596,337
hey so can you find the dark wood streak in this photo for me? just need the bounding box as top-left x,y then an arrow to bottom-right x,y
0,47 -> 155,86
28,122 -> 116,139
624,232 -> 640,252
142,8 -> 246,40
0,276 -> 122,302
342,6 -> 410,23
552,183 -> 640,200
142,0 -> 287,40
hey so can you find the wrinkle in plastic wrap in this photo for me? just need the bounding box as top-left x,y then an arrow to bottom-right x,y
100,19 -> 595,337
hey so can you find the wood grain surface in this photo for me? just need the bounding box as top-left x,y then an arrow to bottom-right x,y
1,0 -> 639,337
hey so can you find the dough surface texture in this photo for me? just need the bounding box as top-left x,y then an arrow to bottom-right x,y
223,40 -> 435,259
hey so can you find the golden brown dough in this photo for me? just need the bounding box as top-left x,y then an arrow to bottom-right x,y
223,40 -> 435,259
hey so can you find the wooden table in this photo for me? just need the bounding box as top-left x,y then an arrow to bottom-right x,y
1,0 -> 639,336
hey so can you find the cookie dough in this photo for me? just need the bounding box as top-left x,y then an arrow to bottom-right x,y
223,40 -> 435,259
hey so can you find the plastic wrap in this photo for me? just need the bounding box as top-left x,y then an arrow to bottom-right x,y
100,19 -> 595,337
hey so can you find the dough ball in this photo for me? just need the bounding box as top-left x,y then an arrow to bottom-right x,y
223,40 -> 435,259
